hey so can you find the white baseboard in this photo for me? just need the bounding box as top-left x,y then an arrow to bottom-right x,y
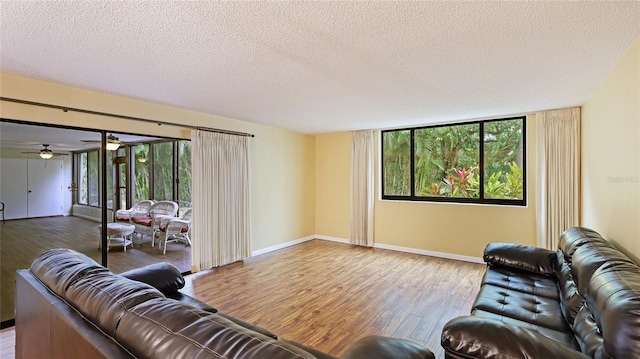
314,235 -> 483,264
250,234 -> 483,264
373,242 -> 484,264
314,235 -> 349,244
251,235 -> 316,257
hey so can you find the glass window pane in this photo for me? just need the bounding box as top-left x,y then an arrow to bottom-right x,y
88,151 -> 99,206
106,152 -> 113,209
415,124 -> 479,198
118,162 -> 127,210
153,142 -> 174,201
382,130 -> 411,196
133,144 -> 150,202
79,152 -> 88,204
483,119 -> 524,200
178,141 -> 192,213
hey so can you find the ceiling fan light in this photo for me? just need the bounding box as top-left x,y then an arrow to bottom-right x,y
39,151 -> 54,159
137,157 -> 148,163
106,142 -> 120,151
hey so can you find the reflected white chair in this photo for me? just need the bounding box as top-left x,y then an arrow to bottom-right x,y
115,200 -> 154,222
159,208 -> 192,255
131,200 -> 178,246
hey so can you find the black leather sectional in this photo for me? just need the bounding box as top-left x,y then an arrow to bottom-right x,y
442,227 -> 640,359
15,248 -> 433,359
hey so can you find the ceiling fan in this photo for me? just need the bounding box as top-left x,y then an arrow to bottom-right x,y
21,144 -> 69,159
80,133 -> 141,150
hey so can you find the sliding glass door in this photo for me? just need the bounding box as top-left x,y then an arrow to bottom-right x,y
0,120 -> 191,327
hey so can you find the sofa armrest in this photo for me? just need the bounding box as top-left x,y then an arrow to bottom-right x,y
483,242 -> 556,276
340,336 -> 434,359
120,262 -> 185,294
442,316 -> 590,359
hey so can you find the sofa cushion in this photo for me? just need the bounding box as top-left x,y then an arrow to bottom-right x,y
65,271 -> 165,336
571,242 -> 634,294
341,336 -> 434,359
120,262 -> 185,294
555,252 -> 585,327
115,298 -> 317,359
472,281 -> 570,333
481,267 -> 559,299
572,304 -> 603,358
29,248 -> 109,297
484,242 -> 556,276
585,261 -> 640,359
557,227 -> 607,265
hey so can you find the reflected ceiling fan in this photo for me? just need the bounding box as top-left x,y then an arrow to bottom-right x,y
80,133 -> 141,150
21,144 -> 69,159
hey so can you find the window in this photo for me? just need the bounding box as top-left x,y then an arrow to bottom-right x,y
75,139 -> 191,209
382,117 -> 526,205
133,144 -> 150,203
153,142 -> 174,201
177,140 -> 192,204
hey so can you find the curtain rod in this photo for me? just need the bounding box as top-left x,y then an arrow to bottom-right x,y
0,96 -> 255,138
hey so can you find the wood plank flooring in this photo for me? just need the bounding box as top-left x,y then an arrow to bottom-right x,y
0,216 -> 191,323
0,237 -> 486,359
180,240 -> 485,358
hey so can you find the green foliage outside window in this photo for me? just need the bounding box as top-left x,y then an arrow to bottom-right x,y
133,144 -> 149,203
77,139 -> 192,209
382,117 -> 525,204
153,142 -> 174,201
177,141 -> 192,203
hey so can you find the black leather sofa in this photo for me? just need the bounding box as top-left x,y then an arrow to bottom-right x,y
441,227 -> 640,359
16,248 -> 434,359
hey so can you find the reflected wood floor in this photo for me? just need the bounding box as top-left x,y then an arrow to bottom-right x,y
0,216 -> 191,323
0,238 -> 486,358
181,240 -> 485,358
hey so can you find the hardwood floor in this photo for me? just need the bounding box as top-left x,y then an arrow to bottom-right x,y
180,240 -> 485,358
0,216 -> 191,323
0,238 -> 486,359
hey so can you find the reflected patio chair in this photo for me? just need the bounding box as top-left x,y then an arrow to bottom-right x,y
159,208 -> 192,255
115,200 -> 154,222
131,200 -> 178,246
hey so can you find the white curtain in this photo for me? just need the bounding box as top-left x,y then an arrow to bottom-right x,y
536,107 -> 581,250
350,130 -> 374,247
191,130 -> 251,271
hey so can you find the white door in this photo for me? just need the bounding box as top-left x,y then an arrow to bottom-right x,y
0,158 -> 28,219
27,159 -> 63,218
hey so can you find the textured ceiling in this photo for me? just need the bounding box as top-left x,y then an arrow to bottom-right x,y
1,1 -> 639,134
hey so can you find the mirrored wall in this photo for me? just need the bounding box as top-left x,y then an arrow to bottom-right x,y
0,120 -> 191,326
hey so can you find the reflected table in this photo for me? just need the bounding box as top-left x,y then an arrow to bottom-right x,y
98,223 -> 135,251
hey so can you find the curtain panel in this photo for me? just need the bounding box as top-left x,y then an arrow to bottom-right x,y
535,107 -> 581,250
191,130 -> 251,271
350,130 -> 374,247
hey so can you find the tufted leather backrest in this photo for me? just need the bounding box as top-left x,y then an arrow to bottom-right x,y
557,227 -> 608,265
556,228 -> 640,359
586,261 -> 640,359
555,227 -> 609,328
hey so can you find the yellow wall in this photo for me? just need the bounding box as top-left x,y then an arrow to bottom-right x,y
315,119 -> 538,259
315,132 -> 351,238
0,73 -> 316,252
582,36 -> 640,262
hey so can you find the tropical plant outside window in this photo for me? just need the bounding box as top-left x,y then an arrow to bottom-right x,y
153,142 -> 174,201
382,117 -> 525,205
177,140 -> 192,205
76,140 -> 191,209
133,144 -> 149,203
